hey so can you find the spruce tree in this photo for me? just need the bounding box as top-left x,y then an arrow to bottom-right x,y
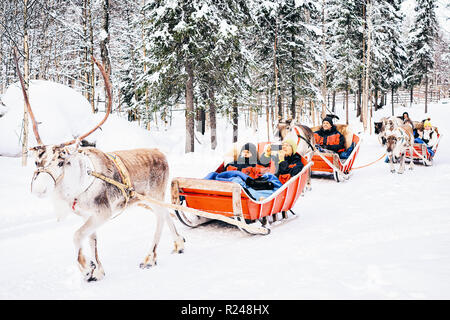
405,0 -> 438,112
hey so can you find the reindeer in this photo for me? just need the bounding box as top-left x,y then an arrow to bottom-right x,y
15,51 -> 185,282
385,124 -> 415,174
375,116 -> 404,145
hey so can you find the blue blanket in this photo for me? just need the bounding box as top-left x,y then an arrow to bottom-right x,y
204,171 -> 282,200
414,138 -> 435,157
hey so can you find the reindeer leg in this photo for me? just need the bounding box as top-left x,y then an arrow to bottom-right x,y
163,208 -> 185,254
409,146 -> 415,170
398,154 -> 405,174
73,214 -> 108,282
388,154 -> 396,173
306,167 -> 312,191
140,206 -> 164,269
88,233 -> 105,281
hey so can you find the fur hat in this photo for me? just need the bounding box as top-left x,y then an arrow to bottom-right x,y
282,138 -> 297,154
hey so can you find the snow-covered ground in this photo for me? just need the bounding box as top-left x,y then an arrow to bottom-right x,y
0,82 -> 449,299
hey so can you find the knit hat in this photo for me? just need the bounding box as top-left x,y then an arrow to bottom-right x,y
282,138 -> 297,154
238,143 -> 258,164
322,116 -> 334,126
424,120 -> 432,128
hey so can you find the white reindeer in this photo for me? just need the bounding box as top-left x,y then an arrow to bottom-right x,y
16,54 -> 185,282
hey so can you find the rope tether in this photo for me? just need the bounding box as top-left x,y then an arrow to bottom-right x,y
352,153 -> 387,170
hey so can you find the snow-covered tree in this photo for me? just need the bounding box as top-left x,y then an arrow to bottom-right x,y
141,0 -> 250,152
327,0 -> 362,124
250,0 -> 322,122
405,0 -> 438,112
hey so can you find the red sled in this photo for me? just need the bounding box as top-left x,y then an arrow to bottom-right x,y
310,124 -> 362,182
405,132 -> 441,166
170,142 -> 313,235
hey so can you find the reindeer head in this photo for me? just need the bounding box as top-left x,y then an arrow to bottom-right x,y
12,51 -> 111,198
385,135 -> 398,153
273,119 -> 293,142
374,122 -> 383,134
30,144 -> 81,197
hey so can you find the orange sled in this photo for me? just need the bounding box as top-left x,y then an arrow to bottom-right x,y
405,132 -> 441,166
310,125 -> 362,182
171,143 -> 313,235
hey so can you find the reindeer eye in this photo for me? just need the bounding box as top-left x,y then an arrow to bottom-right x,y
58,161 -> 64,167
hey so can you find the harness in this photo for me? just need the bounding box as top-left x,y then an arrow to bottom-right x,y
88,152 -> 135,206
293,126 -> 315,151
31,166 -> 63,191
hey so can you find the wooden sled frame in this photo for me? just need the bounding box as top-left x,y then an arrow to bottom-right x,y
406,133 -> 441,166
171,161 -> 313,235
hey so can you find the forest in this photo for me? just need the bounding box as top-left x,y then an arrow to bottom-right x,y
1,0 -> 449,153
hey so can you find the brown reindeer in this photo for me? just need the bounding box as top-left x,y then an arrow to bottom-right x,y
385,124 -> 415,174
14,51 -> 184,282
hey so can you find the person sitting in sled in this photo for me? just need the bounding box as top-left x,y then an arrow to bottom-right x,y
401,112 -> 415,130
224,142 -> 270,179
314,116 -> 346,155
260,138 -> 304,184
415,120 -> 438,157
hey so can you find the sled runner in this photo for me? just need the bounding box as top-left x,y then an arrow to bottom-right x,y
171,143 -> 313,235
405,132 -> 441,166
310,125 -> 362,182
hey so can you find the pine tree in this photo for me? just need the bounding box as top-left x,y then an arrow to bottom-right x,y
250,0 -> 322,122
405,0 -> 438,112
369,0 -> 407,115
327,0 -> 362,124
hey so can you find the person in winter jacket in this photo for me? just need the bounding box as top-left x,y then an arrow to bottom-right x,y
401,112 -> 415,128
224,142 -> 270,179
260,138 -> 304,184
314,116 -> 346,154
415,120 -> 438,157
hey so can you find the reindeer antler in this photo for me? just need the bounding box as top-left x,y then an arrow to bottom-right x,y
13,47 -> 43,145
61,56 -> 112,146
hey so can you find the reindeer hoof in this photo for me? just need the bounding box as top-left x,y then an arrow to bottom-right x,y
390,170 -> 396,173
140,254 -> 157,269
139,261 -> 157,269
172,237 -> 185,254
83,261 -> 105,282
398,171 -> 404,174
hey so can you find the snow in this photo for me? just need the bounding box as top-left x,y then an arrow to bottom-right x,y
1,81 -> 450,299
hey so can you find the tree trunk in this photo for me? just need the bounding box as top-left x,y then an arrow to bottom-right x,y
410,87 -> 413,106
345,85 -> 349,125
266,93 -> 270,141
185,61 -> 195,153
332,90 -> 336,113
391,87 -> 395,116
89,0 -> 95,113
232,99 -> 238,143
22,0 -> 30,166
208,86 -> 217,150
100,0 -> 111,113
291,83 -> 296,119
362,0 -> 372,131
425,70 -> 428,113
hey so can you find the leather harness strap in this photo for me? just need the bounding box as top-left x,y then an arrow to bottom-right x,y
88,152 -> 135,205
